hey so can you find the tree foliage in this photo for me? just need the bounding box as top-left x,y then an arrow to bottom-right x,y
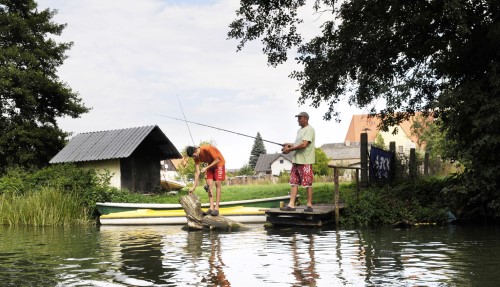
237,163 -> 255,176
373,133 -> 385,150
0,0 -> 89,173
249,132 -> 267,169
229,0 -> 500,218
411,116 -> 463,176
313,147 -> 330,176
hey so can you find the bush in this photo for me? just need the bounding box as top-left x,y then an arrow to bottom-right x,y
0,164 -> 127,218
342,177 -> 451,227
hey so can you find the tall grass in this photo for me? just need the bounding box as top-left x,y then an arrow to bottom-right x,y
0,186 -> 93,226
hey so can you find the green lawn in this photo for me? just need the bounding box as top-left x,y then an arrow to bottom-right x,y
145,182 -> 356,205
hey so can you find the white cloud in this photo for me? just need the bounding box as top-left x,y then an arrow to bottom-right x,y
38,0 -> 366,168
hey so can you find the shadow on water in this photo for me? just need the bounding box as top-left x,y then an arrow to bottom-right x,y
117,230 -> 172,285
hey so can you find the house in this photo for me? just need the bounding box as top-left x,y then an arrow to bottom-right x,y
344,114 -> 381,144
49,125 -> 182,193
321,113 -> 429,165
344,113 -> 427,154
254,153 -> 293,176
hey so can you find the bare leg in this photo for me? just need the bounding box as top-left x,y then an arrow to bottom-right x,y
206,178 -> 214,210
287,185 -> 299,207
306,186 -> 313,207
214,180 -> 222,210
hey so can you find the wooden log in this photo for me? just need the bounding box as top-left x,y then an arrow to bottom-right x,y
179,193 -> 204,229
179,194 -> 245,231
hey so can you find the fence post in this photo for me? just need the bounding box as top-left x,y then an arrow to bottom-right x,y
409,148 -> 417,181
334,167 -> 340,227
360,133 -> 368,187
389,141 -> 396,182
424,152 -> 429,176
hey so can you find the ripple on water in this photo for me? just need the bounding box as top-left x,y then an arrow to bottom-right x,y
2,224 -> 500,286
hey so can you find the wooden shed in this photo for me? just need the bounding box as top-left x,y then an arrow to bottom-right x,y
49,125 -> 182,193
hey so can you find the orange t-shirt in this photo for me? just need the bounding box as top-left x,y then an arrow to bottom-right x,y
194,145 -> 226,167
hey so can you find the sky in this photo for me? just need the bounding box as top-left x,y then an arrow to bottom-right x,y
36,0 -> 369,169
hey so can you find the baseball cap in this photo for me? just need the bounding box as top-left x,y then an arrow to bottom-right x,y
295,112 -> 309,118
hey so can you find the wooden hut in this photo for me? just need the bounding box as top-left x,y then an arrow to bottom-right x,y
49,125 -> 181,193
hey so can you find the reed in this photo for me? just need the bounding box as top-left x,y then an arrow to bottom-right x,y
0,186 -> 93,226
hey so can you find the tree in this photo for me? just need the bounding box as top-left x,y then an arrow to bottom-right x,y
238,164 -> 255,176
248,132 -> 267,169
0,0 -> 89,173
411,115 -> 462,176
313,148 -> 330,176
229,0 -> 500,218
373,134 -> 385,150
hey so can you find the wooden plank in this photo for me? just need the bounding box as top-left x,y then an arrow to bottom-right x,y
267,216 -> 334,227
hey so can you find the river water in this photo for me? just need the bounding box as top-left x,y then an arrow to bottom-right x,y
1,223 -> 499,287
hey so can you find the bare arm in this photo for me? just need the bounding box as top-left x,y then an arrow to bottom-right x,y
282,140 -> 310,154
201,158 -> 220,173
189,163 -> 201,193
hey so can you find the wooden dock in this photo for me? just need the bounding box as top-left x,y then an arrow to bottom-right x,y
265,205 -> 342,227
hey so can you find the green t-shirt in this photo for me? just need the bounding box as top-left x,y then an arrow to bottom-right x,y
292,125 -> 316,164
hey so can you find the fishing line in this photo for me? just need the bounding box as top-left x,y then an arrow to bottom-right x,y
177,95 -> 195,146
156,113 -> 284,147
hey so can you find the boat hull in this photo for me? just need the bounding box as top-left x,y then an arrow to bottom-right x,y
96,195 -> 292,215
160,180 -> 186,191
99,206 -> 267,225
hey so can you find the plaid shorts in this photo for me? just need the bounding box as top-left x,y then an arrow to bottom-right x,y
289,164 -> 314,187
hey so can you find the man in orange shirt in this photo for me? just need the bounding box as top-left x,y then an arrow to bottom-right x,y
186,145 -> 226,216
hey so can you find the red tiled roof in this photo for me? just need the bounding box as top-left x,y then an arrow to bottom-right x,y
344,115 -> 381,143
344,113 -> 431,147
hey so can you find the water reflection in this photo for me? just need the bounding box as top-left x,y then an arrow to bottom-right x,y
290,233 -> 318,286
118,231 -> 167,284
206,232 -> 230,286
265,227 -> 327,286
1,224 -> 500,286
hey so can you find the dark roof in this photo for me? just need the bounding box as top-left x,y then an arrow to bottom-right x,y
254,153 -> 293,172
320,143 -> 361,160
50,125 -> 181,163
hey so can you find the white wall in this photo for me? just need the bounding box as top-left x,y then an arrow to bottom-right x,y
77,159 -> 121,188
270,156 -> 293,176
379,126 -> 416,154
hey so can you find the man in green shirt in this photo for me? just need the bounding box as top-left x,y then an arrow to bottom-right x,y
280,112 -> 316,212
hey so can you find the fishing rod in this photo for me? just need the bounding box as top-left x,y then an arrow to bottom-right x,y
157,114 -> 284,147
177,95 -> 195,146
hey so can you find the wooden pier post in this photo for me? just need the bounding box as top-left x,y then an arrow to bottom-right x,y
409,148 -> 417,181
333,167 -> 340,227
389,141 -> 396,182
328,165 -> 364,227
360,133 -> 368,187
